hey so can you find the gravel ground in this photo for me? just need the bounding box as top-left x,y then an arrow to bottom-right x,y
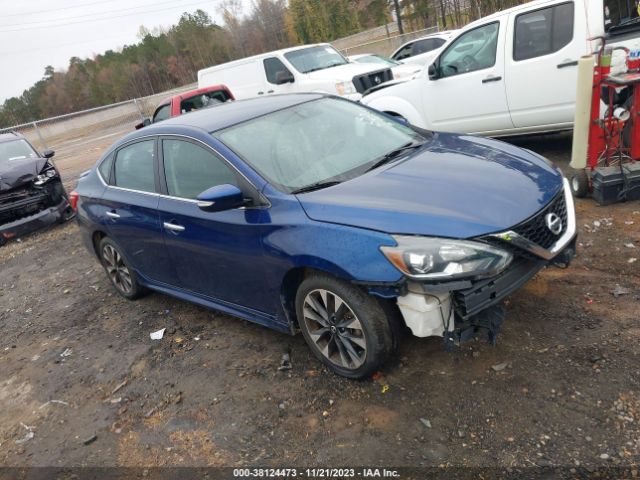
0,132 -> 638,473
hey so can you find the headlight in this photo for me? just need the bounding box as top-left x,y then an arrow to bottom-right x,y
335,81 -> 355,95
380,236 -> 512,281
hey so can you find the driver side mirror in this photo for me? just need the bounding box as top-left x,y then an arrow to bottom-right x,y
275,71 -> 295,85
197,184 -> 245,212
135,118 -> 151,130
428,63 -> 439,80
43,149 -> 55,159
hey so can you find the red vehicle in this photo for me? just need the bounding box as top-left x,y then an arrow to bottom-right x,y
136,84 -> 234,129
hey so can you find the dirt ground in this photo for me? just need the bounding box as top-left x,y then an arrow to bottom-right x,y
0,132 -> 639,473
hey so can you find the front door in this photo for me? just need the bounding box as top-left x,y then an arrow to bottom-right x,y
156,137 -> 273,313
423,18 -> 513,135
262,57 -> 296,95
505,1 -> 586,129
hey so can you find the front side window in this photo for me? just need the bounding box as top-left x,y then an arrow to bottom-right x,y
0,139 -> 38,164
392,43 -> 414,61
113,140 -> 156,193
162,139 -> 237,199
514,2 -> 574,61
263,57 -> 294,84
215,98 -> 427,193
284,46 -> 348,74
152,104 -> 171,123
439,22 -> 499,77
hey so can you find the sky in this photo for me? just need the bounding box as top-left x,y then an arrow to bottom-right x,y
0,0 -> 252,102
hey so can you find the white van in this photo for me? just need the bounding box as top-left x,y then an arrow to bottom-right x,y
362,0 -> 640,137
197,44 -> 393,101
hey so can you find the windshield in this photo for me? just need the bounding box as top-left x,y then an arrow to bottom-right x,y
0,139 -> 39,164
215,98 -> 427,193
284,46 -> 348,73
354,55 -> 398,66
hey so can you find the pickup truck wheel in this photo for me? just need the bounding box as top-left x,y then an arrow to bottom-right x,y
99,237 -> 147,300
570,170 -> 589,198
295,273 -> 393,379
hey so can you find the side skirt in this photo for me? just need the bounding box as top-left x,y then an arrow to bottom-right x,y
137,274 -> 293,335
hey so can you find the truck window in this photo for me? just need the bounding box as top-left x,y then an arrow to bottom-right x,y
513,2 -> 574,61
412,38 -> 445,55
180,90 -> 231,113
439,22 -> 499,78
153,104 -> 171,123
392,42 -> 414,61
263,57 -> 294,84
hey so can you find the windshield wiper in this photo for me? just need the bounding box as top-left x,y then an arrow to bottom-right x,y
304,63 -> 345,73
366,142 -> 424,172
291,180 -> 342,194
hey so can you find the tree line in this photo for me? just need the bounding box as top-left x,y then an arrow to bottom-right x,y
0,0 -> 529,128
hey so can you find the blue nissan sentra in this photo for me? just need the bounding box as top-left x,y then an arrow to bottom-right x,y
75,93 -> 576,378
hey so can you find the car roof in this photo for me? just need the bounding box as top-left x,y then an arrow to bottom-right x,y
139,93 -> 324,134
0,131 -> 24,143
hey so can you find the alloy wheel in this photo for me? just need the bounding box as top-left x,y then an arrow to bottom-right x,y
302,289 -> 366,370
102,244 -> 133,294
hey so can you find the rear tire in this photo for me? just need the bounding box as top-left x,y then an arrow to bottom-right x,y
99,237 -> 147,300
570,170 -> 589,198
295,273 -> 394,379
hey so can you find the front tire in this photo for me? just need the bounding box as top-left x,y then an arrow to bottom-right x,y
295,273 -> 394,379
99,237 -> 147,300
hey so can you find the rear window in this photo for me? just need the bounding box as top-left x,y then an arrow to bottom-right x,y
180,90 -> 231,113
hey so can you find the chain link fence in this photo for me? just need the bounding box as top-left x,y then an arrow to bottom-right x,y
336,26 -> 439,58
0,84 -> 196,153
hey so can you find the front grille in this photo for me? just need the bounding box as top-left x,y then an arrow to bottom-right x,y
352,68 -> 393,93
512,189 -> 567,249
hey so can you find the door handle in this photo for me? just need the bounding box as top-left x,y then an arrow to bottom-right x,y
257,91 -> 264,95
105,211 -> 120,219
482,75 -> 502,83
557,60 -> 578,69
267,90 -> 274,94
163,222 -> 185,233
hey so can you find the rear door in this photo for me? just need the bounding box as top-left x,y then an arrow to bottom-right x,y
506,1 -> 588,129
423,16 -> 513,134
100,138 -> 174,283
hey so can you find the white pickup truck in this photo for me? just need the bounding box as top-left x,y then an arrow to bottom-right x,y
363,0 -> 640,137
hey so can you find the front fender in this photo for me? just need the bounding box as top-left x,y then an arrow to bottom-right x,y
363,96 -> 427,129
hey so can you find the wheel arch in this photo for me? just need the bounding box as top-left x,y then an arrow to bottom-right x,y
91,230 -> 108,258
364,96 -> 426,128
279,261 -> 359,332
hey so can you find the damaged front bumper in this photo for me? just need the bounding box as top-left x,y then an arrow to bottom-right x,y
0,180 -> 74,245
374,179 -> 578,344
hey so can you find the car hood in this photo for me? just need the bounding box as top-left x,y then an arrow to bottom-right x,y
0,157 -> 47,191
306,62 -> 391,82
296,133 -> 563,239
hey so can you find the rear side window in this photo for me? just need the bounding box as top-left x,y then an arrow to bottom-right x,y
152,104 -> 171,123
514,2 -> 574,61
162,139 -> 238,199
113,140 -> 156,193
263,57 -> 293,84
412,38 -> 445,55
98,153 -> 114,182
